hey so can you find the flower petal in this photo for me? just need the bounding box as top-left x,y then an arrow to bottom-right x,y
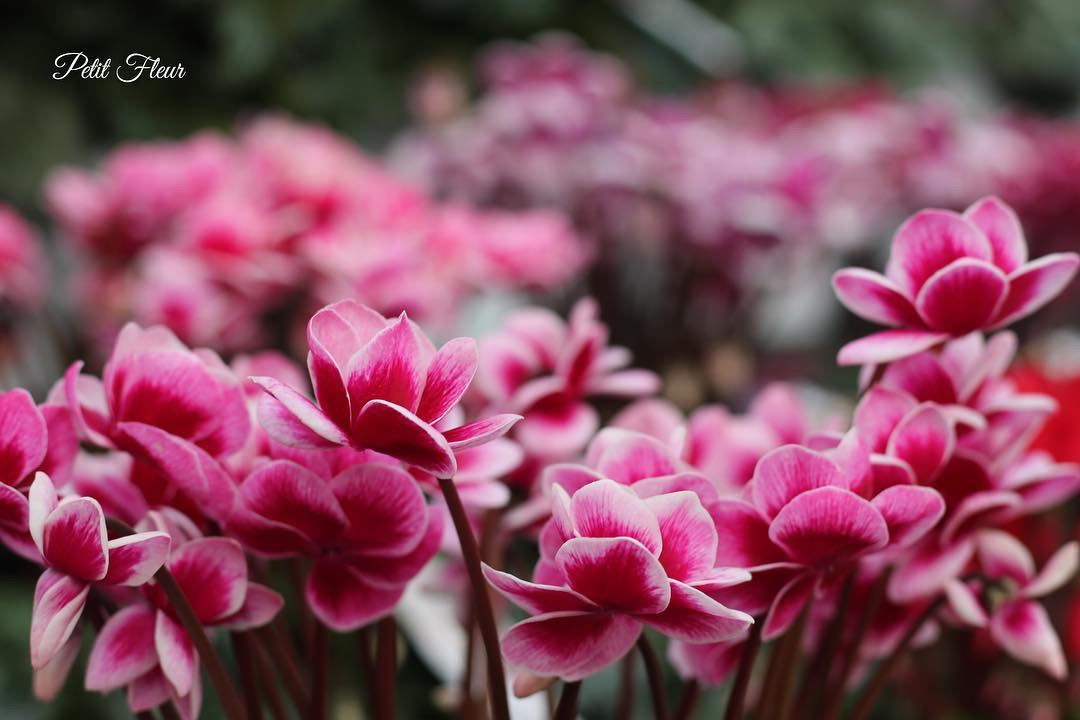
885,209 -> 991,296
992,253 -> 1080,328
43,497 -> 109,582
103,532 -> 171,586
888,537 -> 974,604
167,537 -> 248,623
769,487 -> 888,567
588,429 -> 681,486
216,583 -> 284,631
501,611 -> 641,681
990,599 -> 1067,680
28,471 -> 58,557
832,268 -> 919,327
251,376 -> 349,448
443,413 -> 522,451
332,462 -> 428,556
642,580 -> 753,643
305,558 -> 404,632
155,611 -> 196,696
555,537 -> 671,614
128,669 -> 171,713
30,570 -> 88,669
1025,542 -> 1079,599
351,400 -> 456,476
85,605 -> 158,692
871,485 -> 945,548
853,387 -> 918,453
569,479 -> 662,554
886,404 -> 954,484
645,492 -> 717,581
33,631 -> 81,701
416,337 -> 478,424
709,499 -> 786,568
943,579 -> 988,627
915,259 -> 1008,334
837,330 -> 950,367
976,529 -> 1035,586
482,564 -> 596,615
763,573 -> 817,641
345,315 -> 425,416
0,388 -> 47,488
750,445 -> 845,520
963,196 -> 1027,273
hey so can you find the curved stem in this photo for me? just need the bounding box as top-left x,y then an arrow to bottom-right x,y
250,634 -> 288,720
850,595 -> 944,720
106,518 -> 246,720
773,603 -> 810,720
674,679 -> 700,720
437,476 -> 511,720
796,571 -> 854,714
553,680 -> 582,720
232,632 -> 264,720
615,654 -> 635,720
375,616 -> 397,720
822,568 -> 891,720
638,634 -> 669,720
724,620 -> 762,720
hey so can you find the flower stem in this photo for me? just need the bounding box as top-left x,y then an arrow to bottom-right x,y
822,568 -> 891,720
773,603 -> 811,720
357,625 -> 376,713
255,624 -> 308,712
723,620 -> 762,720
796,571 -> 854,714
250,633 -> 288,720
105,517 -> 247,720
308,621 -> 329,720
437,476 -> 511,720
638,633 -> 669,720
674,679 -> 700,720
375,616 -> 397,720
553,680 -> 582,720
615,654 -> 635,720
232,632 -> 264,720
849,595 -> 944,720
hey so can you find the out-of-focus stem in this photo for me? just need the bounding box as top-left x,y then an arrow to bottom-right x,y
823,568 -> 891,720
437,476 -> 511,720
232,632 -> 263,720
308,621 -> 328,720
796,571 -> 854,713
724,620 -> 762,720
638,633 -> 669,720
773,603 -> 811,720
375,616 -> 397,720
553,680 -> 582,720
250,633 -> 288,720
673,679 -> 700,720
615,653 -> 635,720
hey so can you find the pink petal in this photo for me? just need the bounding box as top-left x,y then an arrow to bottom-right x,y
992,253 -> 1080,328
888,537 -> 975,603
555,536 -> 671,614
43,497 -> 109,582
750,445 -> 845,520
1025,542 -> 1079,599
886,404 -> 954,484
668,636 -> 745,686
216,583 -> 285,630
588,429 -> 681,485
880,354 -> 958,405
585,369 -> 661,397
103,532 -> 171,586
642,580 -> 753,643
943,579 -> 988,627
569,478 -> 662,553
306,301 -> 388,428
769,487 -> 888,567
167,537 -> 248,623
963,196 -> 1027,273
763,573 -> 817,641
645,492 -> 717,581
30,570 -> 88,669
63,362 -> 115,449
976,529 -> 1035,586
837,330 -> 950,367
351,400 -> 456,476
251,376 -> 349,448
501,610 -> 641,681
28,471 -> 58,555
707,563 -> 803,617
515,398 -> 598,459
941,491 -> 1020,545
0,483 -> 37,563
915,259 -> 1008,333
38,403 -> 79,486
871,485 -> 945,547
990,599 -> 1067,680
443,413 -> 523,451
305,558 -> 404,632
885,209 -> 992,296
869,455 -> 917,493
85,605 -> 158,692
854,388 -> 918,453
345,315 -> 425,415
0,388 -> 47,488
34,631 -> 80,701
832,268 -> 919,326
128,669 -> 171,713
351,505 -> 443,585
709,499 -> 786,567
631,472 -> 719,503
750,383 -> 808,444
482,565 -> 596,614
232,460 -> 347,554
417,337 -> 478,424
542,463 -> 606,496
155,611 -> 196,696
332,463 -> 428,556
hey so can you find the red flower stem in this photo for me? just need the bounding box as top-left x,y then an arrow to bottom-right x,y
552,680 -> 582,720
637,633 -> 669,720
849,595 -> 945,720
374,616 -> 397,720
159,701 -> 183,720
673,679 -> 700,720
723,619 -> 762,720
437,476 -> 511,720
773,602 -> 811,720
135,712 -> 155,720
250,633 -> 288,720
615,654 -> 635,720
232,632 -> 264,720
796,571 -> 854,714
255,624 -> 309,711
822,568 -> 891,720
308,621 -> 329,720
357,625 -> 377,712
105,518 -> 247,720
289,558 -> 316,658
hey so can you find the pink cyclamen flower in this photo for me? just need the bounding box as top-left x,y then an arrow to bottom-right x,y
710,440 -> 945,638
226,459 -> 442,631
84,536 -> 283,718
484,479 -> 752,681
251,299 -> 521,477
0,204 -> 46,308
833,196 -> 1079,366
943,531 -> 1077,679
27,472 -> 171,670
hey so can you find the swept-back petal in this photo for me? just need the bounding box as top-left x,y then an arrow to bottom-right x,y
154,611 -> 196,696
167,537 -> 248,623
709,500 -> 786,568
215,583 -> 284,631
482,565 -> 596,615
85,605 -> 158,692
30,570 -> 88,669
103,532 -> 171,586
501,611 -> 641,681
645,492 -> 717,581
963,196 -> 1027,273
569,479 -> 661,553
871,485 -> 945,547
837,330 -> 950,367
251,376 -> 349,448
43,497 -> 109,582
989,599 -> 1067,680
854,388 -> 918,453
886,404 -> 954,484
442,413 -> 522,451
0,388 -> 47,488
305,558 -> 404,632
763,573 -> 816,641
992,253 -> 1080,328
351,400 -> 456,476
416,337 -> 477,424
769,487 -> 888,566
235,460 -> 347,550
1025,542 -> 1079,599
750,445 -> 845,520
642,580 -> 752,643
832,268 -> 919,326
555,537 -> 671,614
976,530 -> 1035,586
915,259 -> 1008,333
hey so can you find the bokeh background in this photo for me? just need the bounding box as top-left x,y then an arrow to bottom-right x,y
3,1 -> 1080,718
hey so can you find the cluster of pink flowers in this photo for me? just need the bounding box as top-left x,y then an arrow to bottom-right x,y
45,116 -> 589,356
0,203 -> 46,312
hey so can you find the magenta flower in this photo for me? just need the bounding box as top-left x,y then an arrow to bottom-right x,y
27,473 -> 171,670
484,479 -> 752,681
833,197 -> 1079,365
0,204 -> 47,308
943,531 -> 1077,679
710,440 -> 945,638
226,459 -> 442,631
251,299 -> 520,477
84,536 -> 283,718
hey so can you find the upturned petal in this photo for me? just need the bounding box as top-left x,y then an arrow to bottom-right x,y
482,565 -> 597,615
42,497 -> 109,582
569,479 -> 662,554
30,570 -> 88,669
832,268 -> 919,326
332,463 -> 429,556
837,330 -> 950,367
555,537 -> 671,614
251,376 -> 350,448
154,611 -> 196,696
85,604 -> 158,692
992,253 -> 1080,329
501,611 -> 641,681
350,400 -> 456,476
0,388 -> 47,488
305,558 -> 404,632
345,315 -> 426,416
750,445 -> 845,520
914,259 -> 1008,334
989,599 -> 1067,680
871,485 -> 945,547
963,196 -> 1027,273
642,581 -> 753,643
645,492 -> 718,581
416,337 -> 478,424
884,209 -> 991,296
768,487 -> 888,567
103,532 -> 171,586
167,537 -> 248,623
886,404 -> 954,484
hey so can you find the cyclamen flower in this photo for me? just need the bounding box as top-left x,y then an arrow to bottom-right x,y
833,196 -> 1079,366
943,531 -> 1078,679
0,204 -> 46,308
484,479 -> 752,681
84,537 -> 283,718
252,299 -> 520,477
27,473 -> 171,669
710,440 -> 945,638
476,298 -> 659,461
226,460 -> 442,631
